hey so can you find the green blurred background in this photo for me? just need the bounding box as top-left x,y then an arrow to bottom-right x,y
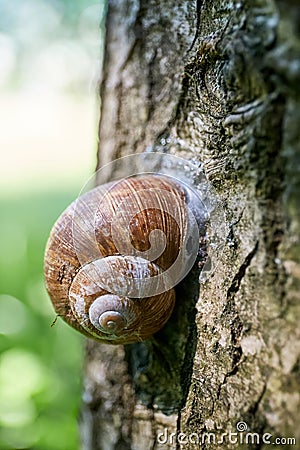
0,0 -> 105,448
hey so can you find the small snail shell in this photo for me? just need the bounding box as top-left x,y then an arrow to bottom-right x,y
44,175 -> 203,344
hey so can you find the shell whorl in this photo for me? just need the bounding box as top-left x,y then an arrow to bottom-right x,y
89,295 -> 135,336
44,175 -> 201,344
67,254 -> 176,343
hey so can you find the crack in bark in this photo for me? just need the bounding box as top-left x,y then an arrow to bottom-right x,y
221,242 -> 259,373
247,382 -> 267,418
189,0 -> 204,52
226,241 -> 259,300
146,48 -> 158,123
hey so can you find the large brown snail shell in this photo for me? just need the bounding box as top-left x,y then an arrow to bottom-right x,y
44,175 -> 202,344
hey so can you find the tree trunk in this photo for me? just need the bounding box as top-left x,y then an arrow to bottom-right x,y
80,1 -> 300,449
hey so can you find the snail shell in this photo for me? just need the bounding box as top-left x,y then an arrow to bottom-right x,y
44,175 -> 203,344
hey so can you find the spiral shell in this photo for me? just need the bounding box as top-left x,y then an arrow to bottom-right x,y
44,175 -> 202,344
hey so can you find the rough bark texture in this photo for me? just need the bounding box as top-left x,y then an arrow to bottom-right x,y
80,1 -> 300,449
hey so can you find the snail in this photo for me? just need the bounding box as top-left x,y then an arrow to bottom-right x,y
44,174 -> 206,344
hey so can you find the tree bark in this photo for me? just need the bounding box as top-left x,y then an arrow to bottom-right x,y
80,1 -> 300,449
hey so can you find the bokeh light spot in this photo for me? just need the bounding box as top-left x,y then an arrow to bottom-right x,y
0,295 -> 29,335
